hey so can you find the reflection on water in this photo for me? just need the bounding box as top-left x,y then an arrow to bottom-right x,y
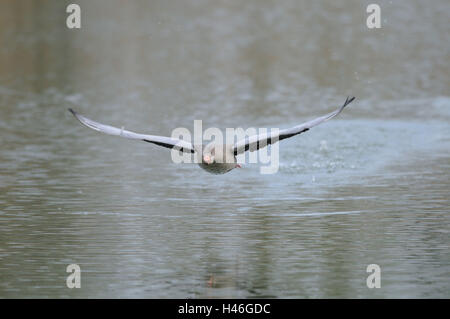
0,0 -> 449,298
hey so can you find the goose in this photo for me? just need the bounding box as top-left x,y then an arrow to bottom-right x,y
69,96 -> 355,174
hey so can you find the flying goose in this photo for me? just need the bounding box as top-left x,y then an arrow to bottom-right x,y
69,96 -> 355,174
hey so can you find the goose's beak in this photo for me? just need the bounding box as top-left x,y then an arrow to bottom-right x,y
203,155 -> 212,164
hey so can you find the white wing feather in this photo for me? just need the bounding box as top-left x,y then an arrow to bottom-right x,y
233,97 -> 355,155
69,109 -> 195,153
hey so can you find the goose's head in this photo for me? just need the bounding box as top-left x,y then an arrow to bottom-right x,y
203,153 -> 215,165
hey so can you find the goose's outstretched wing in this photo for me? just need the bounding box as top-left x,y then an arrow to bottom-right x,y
233,96 -> 355,155
69,109 -> 195,153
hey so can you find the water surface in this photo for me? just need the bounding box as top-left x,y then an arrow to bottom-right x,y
0,0 -> 449,298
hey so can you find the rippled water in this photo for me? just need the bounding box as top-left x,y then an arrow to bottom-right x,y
0,0 -> 449,298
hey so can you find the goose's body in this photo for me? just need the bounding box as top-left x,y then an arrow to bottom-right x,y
197,144 -> 238,174
69,96 -> 355,175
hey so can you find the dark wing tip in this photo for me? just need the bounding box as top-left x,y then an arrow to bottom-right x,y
68,108 -> 85,125
343,96 -> 356,107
